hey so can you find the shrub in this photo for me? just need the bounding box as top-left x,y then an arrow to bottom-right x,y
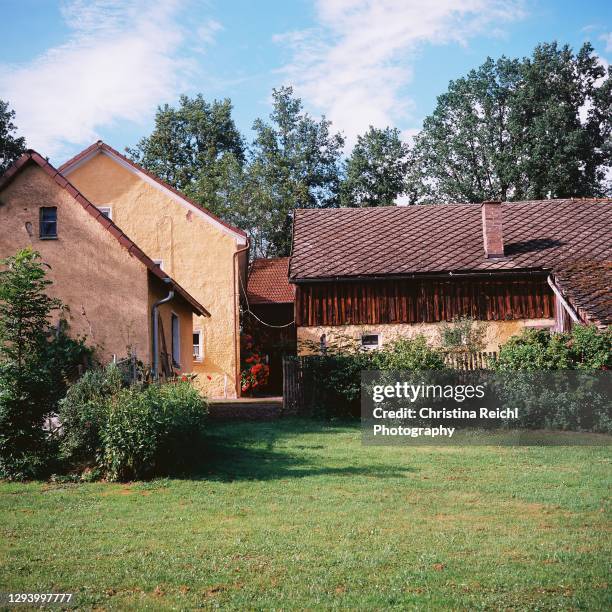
494,326 -> 611,371
372,336 -> 446,370
100,381 -> 208,481
437,316 -> 487,353
303,335 -> 445,419
58,364 -> 123,463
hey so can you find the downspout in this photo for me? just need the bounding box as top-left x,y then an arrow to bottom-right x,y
547,275 -> 580,324
233,238 -> 251,397
151,277 -> 175,380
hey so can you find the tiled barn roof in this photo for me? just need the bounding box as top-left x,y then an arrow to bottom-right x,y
552,260 -> 612,327
247,257 -> 295,304
289,200 -> 612,281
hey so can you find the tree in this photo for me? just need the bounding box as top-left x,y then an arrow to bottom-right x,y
245,86 -> 345,257
0,249 -> 61,479
0,249 -> 90,479
408,42 -> 612,203
126,95 -> 245,217
340,126 -> 410,206
0,99 -> 26,173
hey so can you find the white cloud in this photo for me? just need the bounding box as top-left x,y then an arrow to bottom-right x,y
601,32 -> 612,53
0,0 -> 220,159
275,0 -> 525,147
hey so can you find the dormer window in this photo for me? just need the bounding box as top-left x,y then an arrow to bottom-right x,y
39,207 -> 57,239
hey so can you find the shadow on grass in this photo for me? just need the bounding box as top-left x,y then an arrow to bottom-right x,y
191,418 -> 416,482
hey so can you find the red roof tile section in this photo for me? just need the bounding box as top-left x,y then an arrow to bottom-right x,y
247,258 -> 295,304
552,260 -> 612,327
59,141 -> 247,239
289,201 -> 612,281
0,151 -> 210,317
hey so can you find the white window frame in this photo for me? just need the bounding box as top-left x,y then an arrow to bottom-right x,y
192,329 -> 203,362
153,259 -> 164,271
171,312 -> 180,368
97,206 -> 112,220
361,332 -> 381,350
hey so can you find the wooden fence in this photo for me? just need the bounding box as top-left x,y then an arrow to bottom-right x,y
442,351 -> 497,370
282,351 -> 498,415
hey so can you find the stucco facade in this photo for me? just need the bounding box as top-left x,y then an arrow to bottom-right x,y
62,146 -> 247,398
297,319 -> 556,355
0,162 -> 197,371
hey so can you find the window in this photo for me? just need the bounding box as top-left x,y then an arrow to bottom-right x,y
193,329 -> 203,361
97,206 -> 112,220
153,259 -> 164,270
39,207 -> 57,239
361,333 -> 380,350
171,313 -> 180,367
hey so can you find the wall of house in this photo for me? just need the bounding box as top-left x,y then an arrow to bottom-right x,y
148,274 -> 194,375
297,319 -> 555,355
65,153 -> 244,398
0,164 -> 150,363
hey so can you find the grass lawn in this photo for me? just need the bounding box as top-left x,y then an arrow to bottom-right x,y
1,419 -> 611,610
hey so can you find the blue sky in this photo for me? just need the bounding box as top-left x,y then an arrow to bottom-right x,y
0,0 -> 610,164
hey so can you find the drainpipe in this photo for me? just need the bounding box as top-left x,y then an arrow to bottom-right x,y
152,278 -> 175,380
233,238 -> 250,396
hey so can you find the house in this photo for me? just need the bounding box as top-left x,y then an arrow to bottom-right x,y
58,141 -> 249,398
289,199 -> 612,353
246,257 -> 296,393
0,150 -> 209,374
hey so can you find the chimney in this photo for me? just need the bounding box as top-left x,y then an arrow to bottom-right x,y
481,201 -> 504,258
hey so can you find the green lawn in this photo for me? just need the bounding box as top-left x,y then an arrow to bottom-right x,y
1,420 -> 611,610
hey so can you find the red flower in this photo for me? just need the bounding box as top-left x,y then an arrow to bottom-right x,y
181,375 -> 187,381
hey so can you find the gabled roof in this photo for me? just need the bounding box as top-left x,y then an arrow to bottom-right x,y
247,257 -> 295,304
0,150 -> 210,317
289,200 -> 612,281
552,260 -> 612,328
59,141 -> 247,244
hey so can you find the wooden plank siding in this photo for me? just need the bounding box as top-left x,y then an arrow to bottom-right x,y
295,275 -> 554,327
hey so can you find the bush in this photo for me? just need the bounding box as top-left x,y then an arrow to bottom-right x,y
494,326 -> 611,371
303,335 -> 445,419
100,381 -> 208,481
58,364 -> 123,463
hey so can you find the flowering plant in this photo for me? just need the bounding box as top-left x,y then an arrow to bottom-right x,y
240,334 -> 270,394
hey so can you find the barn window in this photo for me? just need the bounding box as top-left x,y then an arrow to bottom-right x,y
361,333 -> 381,349
39,207 -> 57,239
171,313 -> 180,367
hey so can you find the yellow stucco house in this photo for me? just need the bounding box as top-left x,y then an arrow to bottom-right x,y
59,141 -> 249,398
0,150 -> 209,374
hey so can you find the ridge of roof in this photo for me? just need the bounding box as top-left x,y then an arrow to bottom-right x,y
0,150 -> 210,317
59,140 -> 248,241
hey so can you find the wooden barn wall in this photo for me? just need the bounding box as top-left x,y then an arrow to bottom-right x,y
295,276 -> 554,327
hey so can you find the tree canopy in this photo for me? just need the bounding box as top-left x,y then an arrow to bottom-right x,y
126,95 -> 245,217
341,126 -> 410,207
407,42 -> 612,203
0,100 -> 26,173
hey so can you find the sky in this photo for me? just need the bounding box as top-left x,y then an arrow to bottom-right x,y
0,0 -> 610,165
